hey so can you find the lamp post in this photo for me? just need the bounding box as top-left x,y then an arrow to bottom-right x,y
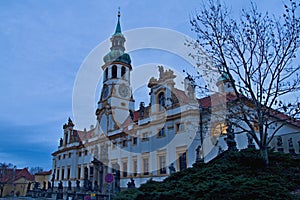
196,105 -> 209,163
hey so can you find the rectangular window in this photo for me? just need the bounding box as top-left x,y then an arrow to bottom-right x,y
77,166 -> 81,179
122,161 -> 128,177
58,155 -> 61,160
253,122 -> 259,131
67,167 -> 71,179
56,168 -> 60,180
84,150 -> 88,156
90,166 -> 94,176
176,123 -> 185,133
78,151 -> 82,157
143,158 -> 149,175
132,137 -> 137,145
157,127 -> 165,137
84,166 -> 88,178
159,155 -> 167,174
69,153 -> 72,158
178,152 -> 187,171
112,142 -> 117,149
122,140 -> 128,148
61,167 -> 65,180
63,154 -> 66,159
133,159 -> 138,177
142,132 -> 149,141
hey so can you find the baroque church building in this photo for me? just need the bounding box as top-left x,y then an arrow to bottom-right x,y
52,12 -> 300,191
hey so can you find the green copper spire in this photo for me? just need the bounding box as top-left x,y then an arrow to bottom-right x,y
103,8 -> 131,65
114,9 -> 121,35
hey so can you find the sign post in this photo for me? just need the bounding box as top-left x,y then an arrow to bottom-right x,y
105,173 -> 114,200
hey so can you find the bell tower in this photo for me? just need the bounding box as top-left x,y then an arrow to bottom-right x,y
96,10 -> 134,135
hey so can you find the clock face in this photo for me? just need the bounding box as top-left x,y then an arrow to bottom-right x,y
118,85 -> 129,97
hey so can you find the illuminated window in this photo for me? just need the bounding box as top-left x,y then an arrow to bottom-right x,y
211,123 -> 227,137
253,122 -> 259,131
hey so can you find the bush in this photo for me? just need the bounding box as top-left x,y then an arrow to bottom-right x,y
113,149 -> 300,200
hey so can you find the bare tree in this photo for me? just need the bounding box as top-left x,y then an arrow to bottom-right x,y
189,0 -> 300,165
0,163 -> 14,169
30,166 -> 44,175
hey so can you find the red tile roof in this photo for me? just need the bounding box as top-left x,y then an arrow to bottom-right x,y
69,89 -> 300,139
0,168 -> 34,183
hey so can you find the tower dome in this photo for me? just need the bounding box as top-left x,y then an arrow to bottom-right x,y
103,10 -> 131,65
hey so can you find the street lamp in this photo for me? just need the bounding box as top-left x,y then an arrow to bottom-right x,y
195,105 -> 210,163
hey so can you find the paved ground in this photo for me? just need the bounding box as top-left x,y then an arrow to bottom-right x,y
0,198 -> 55,200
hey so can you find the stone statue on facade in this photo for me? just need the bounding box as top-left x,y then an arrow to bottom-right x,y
94,181 -> 99,191
47,181 -> 51,190
247,133 -> 255,149
139,102 -> 145,119
59,138 -> 63,146
277,136 -> 283,146
58,181 -> 63,191
76,180 -> 80,192
127,178 -> 135,188
68,180 -> 72,191
225,124 -> 237,151
288,138 -> 295,154
168,163 -> 176,175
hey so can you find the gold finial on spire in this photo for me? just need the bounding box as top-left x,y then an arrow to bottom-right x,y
118,7 -> 121,17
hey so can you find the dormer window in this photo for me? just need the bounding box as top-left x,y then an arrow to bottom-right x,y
112,65 -> 117,78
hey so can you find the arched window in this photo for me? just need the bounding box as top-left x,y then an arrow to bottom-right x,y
104,68 -> 108,81
121,66 -> 126,79
211,123 -> 227,137
158,92 -> 165,111
112,65 -> 117,78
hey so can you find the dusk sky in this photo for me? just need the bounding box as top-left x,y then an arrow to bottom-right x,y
0,0 -> 294,170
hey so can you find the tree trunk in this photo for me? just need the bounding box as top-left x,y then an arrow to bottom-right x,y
260,147 -> 269,166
